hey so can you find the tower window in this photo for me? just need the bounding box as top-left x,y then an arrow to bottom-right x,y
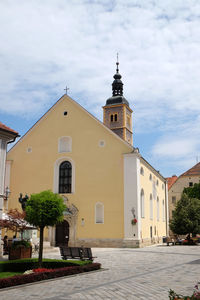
110,114 -> 118,122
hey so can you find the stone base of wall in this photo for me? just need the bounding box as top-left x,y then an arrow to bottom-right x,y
71,237 -> 164,248
71,238 -> 125,248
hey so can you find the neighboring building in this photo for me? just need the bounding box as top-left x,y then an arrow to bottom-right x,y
0,122 -> 19,256
6,62 -> 168,248
168,163 -> 200,220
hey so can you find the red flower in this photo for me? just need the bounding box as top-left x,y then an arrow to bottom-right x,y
131,218 -> 137,225
33,268 -> 53,273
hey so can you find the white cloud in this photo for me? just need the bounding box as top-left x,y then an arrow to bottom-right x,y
152,138 -> 198,158
1,0 -> 200,175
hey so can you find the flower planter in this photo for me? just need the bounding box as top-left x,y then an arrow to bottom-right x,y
9,246 -> 32,260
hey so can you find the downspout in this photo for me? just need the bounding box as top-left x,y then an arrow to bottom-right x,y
165,180 -> 169,236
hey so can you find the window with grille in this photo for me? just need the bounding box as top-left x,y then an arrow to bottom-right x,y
59,161 -> 72,193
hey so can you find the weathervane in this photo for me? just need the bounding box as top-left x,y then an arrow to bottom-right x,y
64,86 -> 69,95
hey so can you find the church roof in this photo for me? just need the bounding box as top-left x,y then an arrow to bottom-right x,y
180,162 -> 200,177
0,122 -> 19,136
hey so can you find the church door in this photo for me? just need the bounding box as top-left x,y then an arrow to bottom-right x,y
55,220 -> 69,246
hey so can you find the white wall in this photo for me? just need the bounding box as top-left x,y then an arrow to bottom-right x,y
124,152 -> 141,240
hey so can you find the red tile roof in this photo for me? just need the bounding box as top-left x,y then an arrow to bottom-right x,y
0,122 -> 18,135
166,175 -> 178,190
180,162 -> 200,177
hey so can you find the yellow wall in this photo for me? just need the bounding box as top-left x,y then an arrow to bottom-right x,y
140,161 -> 166,239
7,95 -> 132,240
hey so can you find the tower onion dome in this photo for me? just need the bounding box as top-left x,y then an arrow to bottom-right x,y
106,60 -> 129,106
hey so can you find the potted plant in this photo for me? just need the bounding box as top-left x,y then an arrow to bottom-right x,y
131,218 -> 137,225
9,240 -> 32,260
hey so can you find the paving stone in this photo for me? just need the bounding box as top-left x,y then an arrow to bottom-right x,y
1,245 -> 200,299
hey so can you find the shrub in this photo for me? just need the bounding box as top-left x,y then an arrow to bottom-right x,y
0,263 -> 101,289
0,258 -> 91,272
11,240 -> 32,249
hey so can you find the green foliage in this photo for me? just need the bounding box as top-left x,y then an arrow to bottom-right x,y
25,190 -> 66,266
0,272 -> 23,279
183,183 -> 200,200
170,193 -> 200,235
11,240 -> 31,249
25,190 -> 66,228
0,258 -> 91,272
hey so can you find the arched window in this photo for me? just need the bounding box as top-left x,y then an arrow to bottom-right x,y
59,161 -> 72,193
150,194 -> 153,220
58,137 -> 72,153
141,189 -> 145,218
162,199 -> 165,221
140,167 -> 144,175
157,197 -> 159,221
149,174 -> 152,181
95,203 -> 104,224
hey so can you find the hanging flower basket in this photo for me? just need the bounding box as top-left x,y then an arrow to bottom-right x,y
131,218 -> 137,225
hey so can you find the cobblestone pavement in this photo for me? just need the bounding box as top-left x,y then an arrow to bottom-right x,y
1,245 -> 200,299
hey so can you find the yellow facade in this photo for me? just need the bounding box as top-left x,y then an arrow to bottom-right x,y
6,95 -> 167,247
140,160 -> 167,244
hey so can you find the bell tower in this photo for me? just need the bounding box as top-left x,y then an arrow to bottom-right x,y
103,57 -> 133,145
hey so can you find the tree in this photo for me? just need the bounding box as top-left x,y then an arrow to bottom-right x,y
25,190 -> 66,267
170,193 -> 200,236
0,209 -> 31,236
183,183 -> 200,200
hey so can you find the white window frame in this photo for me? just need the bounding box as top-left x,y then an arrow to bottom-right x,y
141,189 -> 145,218
162,199 -> 165,221
140,167 -> 144,175
95,202 -> 104,224
53,157 -> 75,193
150,194 -> 153,220
157,197 -> 159,221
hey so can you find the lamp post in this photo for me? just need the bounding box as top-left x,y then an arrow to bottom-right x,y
3,187 -> 10,212
4,187 -> 10,201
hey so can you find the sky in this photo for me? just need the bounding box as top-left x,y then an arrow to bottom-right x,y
1,0 -> 200,178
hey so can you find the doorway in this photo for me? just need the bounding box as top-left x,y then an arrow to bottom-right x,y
55,220 -> 69,246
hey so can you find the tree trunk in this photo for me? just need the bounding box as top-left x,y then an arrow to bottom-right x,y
38,226 -> 44,268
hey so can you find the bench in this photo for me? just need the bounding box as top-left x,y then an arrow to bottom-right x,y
59,246 -> 95,261
166,237 -> 175,246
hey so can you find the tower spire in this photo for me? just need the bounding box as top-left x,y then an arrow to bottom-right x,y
116,53 -> 119,73
112,54 -> 123,97
103,58 -> 133,145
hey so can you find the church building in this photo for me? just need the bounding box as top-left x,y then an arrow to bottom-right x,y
5,62 -> 168,247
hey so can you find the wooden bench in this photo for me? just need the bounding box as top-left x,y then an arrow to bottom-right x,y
59,246 -> 95,261
166,237 -> 175,246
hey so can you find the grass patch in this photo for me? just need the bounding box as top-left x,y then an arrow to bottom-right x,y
0,272 -> 23,279
0,258 -> 91,272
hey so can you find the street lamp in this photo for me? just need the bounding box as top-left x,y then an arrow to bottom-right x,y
4,187 -> 10,200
